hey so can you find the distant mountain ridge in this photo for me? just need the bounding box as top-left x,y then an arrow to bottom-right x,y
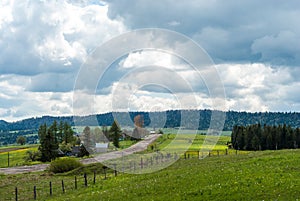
0,110 -> 299,132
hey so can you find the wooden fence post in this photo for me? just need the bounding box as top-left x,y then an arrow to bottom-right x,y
104,168 -> 107,180
49,182 -> 52,196
225,149 -> 228,155
15,187 -> 18,201
75,176 -> 77,190
113,164 -> 117,177
33,185 -> 37,200
8,152 -> 10,167
62,180 -> 65,193
84,173 -> 88,187
93,171 -> 96,184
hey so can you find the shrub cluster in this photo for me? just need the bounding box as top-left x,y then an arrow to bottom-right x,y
49,158 -> 83,173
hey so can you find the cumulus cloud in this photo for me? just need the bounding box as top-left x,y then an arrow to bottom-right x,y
0,0 -> 127,120
0,0 -> 126,76
0,0 -> 299,121
106,0 -> 300,66
0,74 -> 74,121
216,63 -> 300,112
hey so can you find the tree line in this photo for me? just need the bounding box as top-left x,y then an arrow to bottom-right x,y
231,124 -> 300,151
1,110 -> 300,133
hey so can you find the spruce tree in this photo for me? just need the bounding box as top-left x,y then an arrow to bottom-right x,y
58,121 -> 64,143
63,122 -> 74,144
38,123 -> 59,162
109,120 -> 121,148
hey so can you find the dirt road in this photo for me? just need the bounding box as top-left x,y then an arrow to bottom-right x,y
0,134 -> 161,175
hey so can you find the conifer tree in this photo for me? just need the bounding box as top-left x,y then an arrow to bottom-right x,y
109,120 -> 121,148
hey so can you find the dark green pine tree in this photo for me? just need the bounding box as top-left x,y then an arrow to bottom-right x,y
58,121 -> 64,143
63,122 -> 74,144
38,123 -> 59,162
295,128 -> 300,148
231,125 -> 238,149
50,120 -> 58,145
109,120 -> 121,148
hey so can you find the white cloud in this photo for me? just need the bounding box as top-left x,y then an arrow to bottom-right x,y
120,51 -> 188,70
0,0 -> 127,76
0,0 -> 300,121
0,0 -> 128,120
0,74 -> 74,121
216,63 -> 300,112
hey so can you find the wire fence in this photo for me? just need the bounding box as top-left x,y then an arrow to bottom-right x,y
1,149 -> 240,201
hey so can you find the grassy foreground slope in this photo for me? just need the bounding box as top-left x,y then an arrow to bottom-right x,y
48,149 -> 300,201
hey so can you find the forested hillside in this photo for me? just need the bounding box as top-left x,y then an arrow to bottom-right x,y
1,110 -> 299,132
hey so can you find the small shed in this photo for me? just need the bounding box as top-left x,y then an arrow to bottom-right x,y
95,143 -> 109,153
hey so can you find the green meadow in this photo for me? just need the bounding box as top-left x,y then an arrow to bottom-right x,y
49,149 -> 300,201
144,134 -> 233,153
1,134 -> 299,201
1,149 -> 299,201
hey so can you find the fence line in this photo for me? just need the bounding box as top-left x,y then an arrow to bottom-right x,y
4,148 -> 240,201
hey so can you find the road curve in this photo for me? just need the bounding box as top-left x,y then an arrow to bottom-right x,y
0,134 -> 161,175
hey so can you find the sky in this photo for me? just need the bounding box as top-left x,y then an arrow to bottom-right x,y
0,0 -> 300,122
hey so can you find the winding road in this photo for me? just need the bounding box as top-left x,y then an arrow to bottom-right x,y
0,134 -> 161,175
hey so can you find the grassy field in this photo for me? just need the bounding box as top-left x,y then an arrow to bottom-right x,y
0,145 -> 40,168
161,128 -> 232,136
143,134 -> 232,153
1,149 -> 300,200
48,149 -> 300,201
2,134 -> 300,200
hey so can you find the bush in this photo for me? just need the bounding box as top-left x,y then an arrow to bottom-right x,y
24,150 -> 41,162
49,158 -> 83,173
